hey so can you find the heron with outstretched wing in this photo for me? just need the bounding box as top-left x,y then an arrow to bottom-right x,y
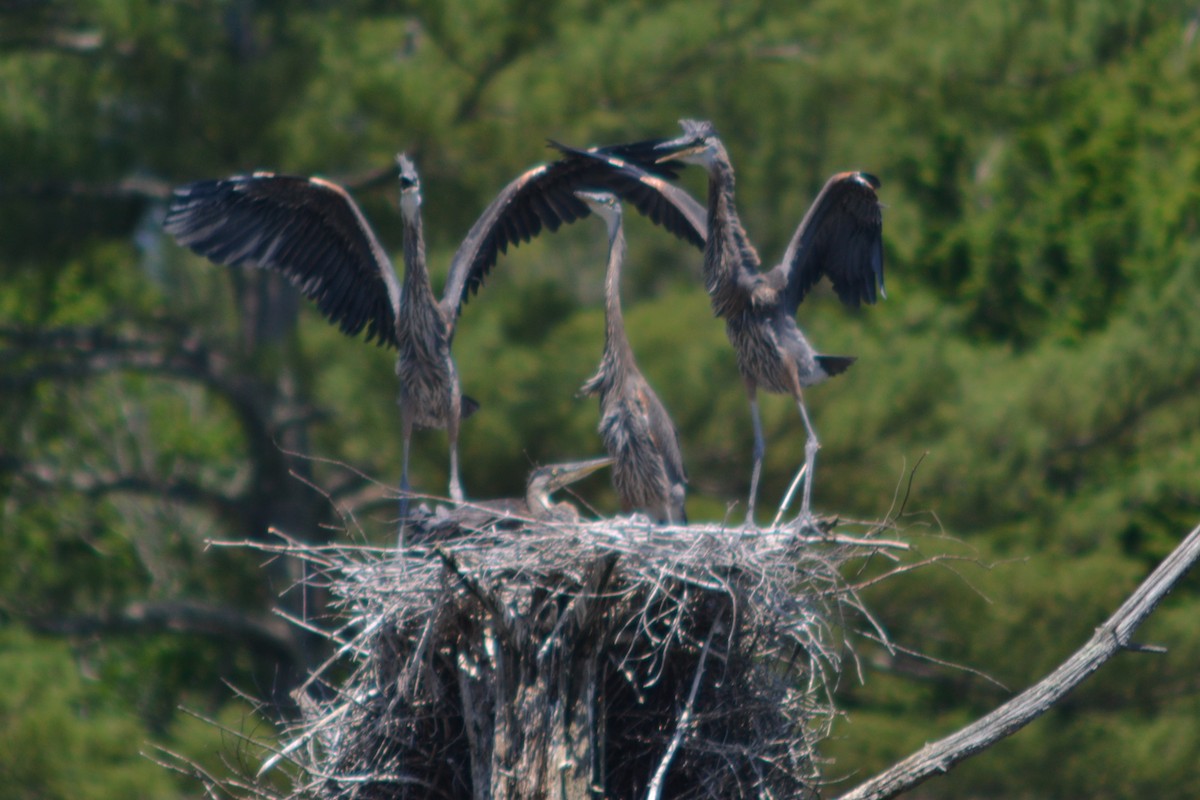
563,120 -> 884,524
163,147 -> 706,526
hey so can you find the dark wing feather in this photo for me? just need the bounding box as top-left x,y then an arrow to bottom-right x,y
440,146 -> 708,320
546,141 -> 708,248
590,136 -> 689,181
163,173 -> 402,348
440,163 -> 582,318
777,172 -> 884,314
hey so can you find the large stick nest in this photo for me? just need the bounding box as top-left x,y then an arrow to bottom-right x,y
265,514 -> 894,800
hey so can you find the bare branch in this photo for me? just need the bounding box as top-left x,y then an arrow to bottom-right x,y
30,600 -> 305,668
858,631 -> 1010,692
645,620 -> 720,800
3,455 -> 247,519
836,519 -> 1200,800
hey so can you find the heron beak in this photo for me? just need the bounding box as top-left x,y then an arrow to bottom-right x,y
573,189 -> 608,205
653,137 -> 706,163
551,455 -> 614,489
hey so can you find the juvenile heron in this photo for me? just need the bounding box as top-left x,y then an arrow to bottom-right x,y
576,191 -> 688,525
407,456 -> 613,541
651,119 -> 884,524
163,149 -> 705,522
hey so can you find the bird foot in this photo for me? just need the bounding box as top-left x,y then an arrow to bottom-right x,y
791,511 -> 838,540
791,507 -> 818,534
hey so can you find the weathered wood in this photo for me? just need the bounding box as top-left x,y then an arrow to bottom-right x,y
490,557 -> 621,800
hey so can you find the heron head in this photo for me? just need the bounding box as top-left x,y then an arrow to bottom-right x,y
654,118 -> 720,168
395,153 -> 422,215
528,456 -> 613,497
574,190 -> 622,235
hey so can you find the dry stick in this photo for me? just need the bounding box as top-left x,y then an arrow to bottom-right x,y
836,520 -> 1200,800
258,696 -> 359,777
772,463 -> 808,527
645,621 -> 720,800
435,546 -> 515,647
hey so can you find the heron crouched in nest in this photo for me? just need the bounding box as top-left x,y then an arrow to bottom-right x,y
406,456 -> 613,541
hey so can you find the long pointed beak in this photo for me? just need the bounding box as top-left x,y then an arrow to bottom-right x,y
653,137 -> 706,164
655,145 -> 706,164
574,189 -> 612,206
550,455 -> 614,489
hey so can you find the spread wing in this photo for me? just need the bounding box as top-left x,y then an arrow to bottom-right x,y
163,173 -> 402,348
547,141 -> 708,249
440,144 -> 707,320
777,171 -> 884,314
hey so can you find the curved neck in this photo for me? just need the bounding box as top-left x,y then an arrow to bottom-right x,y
702,147 -> 758,311
705,151 -> 741,262
526,485 -> 550,516
400,206 -> 435,302
601,219 -> 636,377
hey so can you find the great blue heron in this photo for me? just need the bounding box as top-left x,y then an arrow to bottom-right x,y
650,119 -> 885,524
576,191 -> 687,525
409,455 -> 613,540
163,149 -> 705,522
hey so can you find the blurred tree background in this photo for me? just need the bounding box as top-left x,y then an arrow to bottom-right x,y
2,0 -> 1199,796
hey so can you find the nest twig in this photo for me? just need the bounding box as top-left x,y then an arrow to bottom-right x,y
235,516 -> 904,799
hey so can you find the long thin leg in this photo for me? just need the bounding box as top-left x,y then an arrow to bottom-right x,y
398,414 -> 414,548
794,390 -> 820,523
447,404 -> 464,504
746,385 -> 764,527
772,461 -> 808,527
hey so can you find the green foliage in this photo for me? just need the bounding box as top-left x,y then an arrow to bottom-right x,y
3,1 -> 1200,796
0,628 -> 271,800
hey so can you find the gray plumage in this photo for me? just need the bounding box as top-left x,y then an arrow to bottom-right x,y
164,157 -> 470,516
577,191 -> 687,525
649,119 -> 884,523
545,122 -> 882,523
163,148 -> 707,523
409,456 -> 613,540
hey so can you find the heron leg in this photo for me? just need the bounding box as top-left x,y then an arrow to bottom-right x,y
794,391 -> 820,525
746,387 -> 765,527
447,406 -> 465,504
398,414 -> 414,548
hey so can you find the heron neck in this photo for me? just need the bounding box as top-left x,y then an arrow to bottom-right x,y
602,220 -> 636,374
706,155 -> 740,258
400,207 -> 435,302
525,486 -> 553,517
704,150 -> 758,311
